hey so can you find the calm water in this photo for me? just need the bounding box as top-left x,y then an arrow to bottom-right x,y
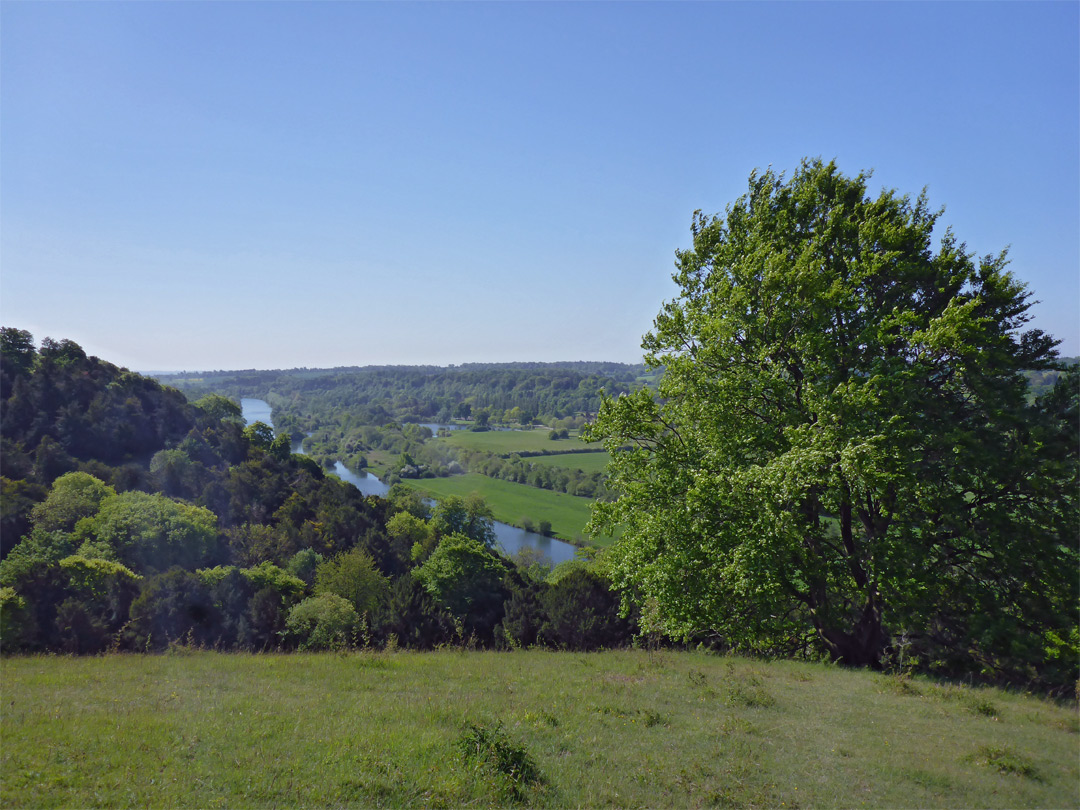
241,397 -> 273,427
415,423 -> 467,434
241,399 -> 579,566
414,423 -> 522,434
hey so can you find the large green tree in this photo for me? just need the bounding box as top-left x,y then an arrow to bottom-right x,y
431,493 -> 497,548
314,547 -> 389,619
587,159 -> 1077,685
75,491 -> 219,574
415,533 -> 507,639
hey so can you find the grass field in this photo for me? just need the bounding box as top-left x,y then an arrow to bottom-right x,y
2,650 -> 1076,809
398,474 -> 605,544
439,428 -> 603,455
362,449 -> 397,477
524,451 -> 612,474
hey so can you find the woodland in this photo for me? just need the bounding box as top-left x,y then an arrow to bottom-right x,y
0,331 -> 633,655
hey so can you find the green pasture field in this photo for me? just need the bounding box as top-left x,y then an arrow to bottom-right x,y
524,451 -> 612,475
3,650 -> 1076,809
362,449 -> 397,477
398,474 -> 605,545
438,428 -> 603,455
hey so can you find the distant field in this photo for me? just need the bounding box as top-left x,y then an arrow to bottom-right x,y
439,427 -> 603,455
362,449 -> 397,476
3,650 -> 1076,809
525,451 -> 612,474
398,473 -> 605,544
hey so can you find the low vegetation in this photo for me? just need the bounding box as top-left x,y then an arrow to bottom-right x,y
2,650 -> 1076,809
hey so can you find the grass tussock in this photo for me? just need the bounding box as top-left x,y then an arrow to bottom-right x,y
1,650 -> 1076,808
971,744 -> 1040,779
457,722 -> 544,802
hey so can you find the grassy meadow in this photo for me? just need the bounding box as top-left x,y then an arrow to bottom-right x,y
522,450 -> 612,474
398,474 -> 601,544
438,428 -> 603,455
2,650 -> 1076,809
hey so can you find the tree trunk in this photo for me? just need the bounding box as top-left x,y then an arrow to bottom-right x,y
820,602 -> 886,669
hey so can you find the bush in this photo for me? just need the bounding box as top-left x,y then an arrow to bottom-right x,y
0,586 -> 33,649
385,574 -> 455,649
284,593 -> 359,650
457,722 -> 542,799
314,548 -> 388,618
415,533 -> 507,641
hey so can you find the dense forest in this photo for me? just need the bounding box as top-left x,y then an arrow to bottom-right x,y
0,329 -> 634,655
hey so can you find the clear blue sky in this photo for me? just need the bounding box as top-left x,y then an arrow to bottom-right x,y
2,1 -> 1077,370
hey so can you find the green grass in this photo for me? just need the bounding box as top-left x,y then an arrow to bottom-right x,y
362,449 -> 397,477
438,428 -> 603,455
3,651 -> 1076,809
524,451 -> 612,474
398,474 -> 606,545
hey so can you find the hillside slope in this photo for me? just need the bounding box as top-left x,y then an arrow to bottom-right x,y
2,650 -> 1076,808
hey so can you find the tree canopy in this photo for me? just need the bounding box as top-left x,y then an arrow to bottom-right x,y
74,491 -> 219,574
587,159 -> 1078,687
431,494 -> 497,549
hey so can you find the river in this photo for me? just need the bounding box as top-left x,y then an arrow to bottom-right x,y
240,398 -> 273,427
241,398 -> 579,566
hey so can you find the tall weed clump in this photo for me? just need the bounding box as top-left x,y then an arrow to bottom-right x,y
457,721 -> 543,801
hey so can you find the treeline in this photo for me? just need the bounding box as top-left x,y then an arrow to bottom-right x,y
160,364 -> 644,432
428,450 -> 613,500
0,329 -> 635,654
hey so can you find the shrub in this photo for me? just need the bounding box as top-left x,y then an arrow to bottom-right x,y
315,548 -> 389,618
284,593 -> 359,650
415,533 -> 507,640
384,574 -> 455,650
0,586 -> 32,648
457,722 -> 542,799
